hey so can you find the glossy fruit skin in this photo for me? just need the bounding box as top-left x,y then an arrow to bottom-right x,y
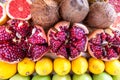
9,74 -> 30,80
105,59 -> 120,75
35,57 -> 53,76
52,74 -> 71,80
88,58 -> 105,74
112,75 -> 120,80
53,57 -> 71,76
72,73 -> 92,80
18,58 -> 35,76
0,61 -> 17,79
93,72 -> 113,80
71,56 -> 88,75
32,74 -> 51,80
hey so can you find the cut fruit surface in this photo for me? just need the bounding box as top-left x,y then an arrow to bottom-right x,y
109,0 -> 120,16
88,29 -> 120,61
48,21 -> 89,60
0,2 -> 7,25
6,0 -> 32,20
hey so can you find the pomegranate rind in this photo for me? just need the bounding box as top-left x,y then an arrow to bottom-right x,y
0,2 -> 7,25
48,21 -> 89,60
48,21 -> 70,46
6,0 -> 32,20
28,25 -> 48,61
88,29 -> 120,61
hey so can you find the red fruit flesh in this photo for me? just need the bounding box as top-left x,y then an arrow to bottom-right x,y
0,6 -> 3,18
27,25 -> 48,61
0,44 -> 26,63
48,21 -> 89,60
6,0 -> 31,20
0,19 -> 48,63
109,0 -> 120,15
88,29 -> 120,61
0,26 -> 15,41
8,19 -> 30,37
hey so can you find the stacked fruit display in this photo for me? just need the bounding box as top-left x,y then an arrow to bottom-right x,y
0,0 -> 120,80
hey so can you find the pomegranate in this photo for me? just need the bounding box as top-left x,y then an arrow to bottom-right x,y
109,0 -> 120,16
0,19 -> 48,63
47,21 -> 89,60
88,29 -> 120,61
27,25 -> 48,61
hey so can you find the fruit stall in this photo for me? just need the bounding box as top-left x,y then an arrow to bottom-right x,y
0,0 -> 120,80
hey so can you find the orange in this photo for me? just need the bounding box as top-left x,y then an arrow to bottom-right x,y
0,61 -> 17,79
18,58 -> 35,76
88,58 -> 105,74
54,57 -> 71,76
35,57 -> 53,76
71,56 -> 88,75
0,3 -> 8,25
105,59 -> 120,75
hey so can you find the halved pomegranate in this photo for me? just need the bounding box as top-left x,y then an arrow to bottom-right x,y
47,21 -> 89,60
88,28 -> 120,61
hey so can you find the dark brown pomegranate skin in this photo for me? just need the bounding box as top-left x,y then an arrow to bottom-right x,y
88,29 -> 120,61
47,21 -> 89,60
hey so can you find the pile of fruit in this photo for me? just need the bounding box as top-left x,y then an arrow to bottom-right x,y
0,0 -> 120,80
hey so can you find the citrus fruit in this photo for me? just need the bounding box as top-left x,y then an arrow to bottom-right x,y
54,57 -> 71,76
18,58 -> 35,76
9,73 -> 30,80
35,57 -> 53,76
6,0 -> 32,20
71,56 -> 88,75
112,75 -> 120,80
32,74 -> 51,80
88,58 -> 105,74
0,61 -> 17,79
0,2 -> 7,25
105,59 -> 120,75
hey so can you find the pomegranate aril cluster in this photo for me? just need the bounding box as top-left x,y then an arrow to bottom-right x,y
48,21 -> 89,60
0,19 -> 48,63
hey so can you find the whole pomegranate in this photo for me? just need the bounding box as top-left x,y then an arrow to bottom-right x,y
47,21 -> 89,60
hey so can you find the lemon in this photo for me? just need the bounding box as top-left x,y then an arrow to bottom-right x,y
35,57 -> 53,76
88,58 -> 105,74
105,59 -> 120,75
0,61 -> 17,79
18,58 -> 35,76
54,57 -> 71,76
72,56 -> 88,75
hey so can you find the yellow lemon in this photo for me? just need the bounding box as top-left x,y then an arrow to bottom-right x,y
18,58 -> 35,76
72,56 -> 88,75
0,61 -> 17,79
54,57 -> 71,75
105,59 -> 120,75
88,58 -> 105,74
35,57 -> 53,76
